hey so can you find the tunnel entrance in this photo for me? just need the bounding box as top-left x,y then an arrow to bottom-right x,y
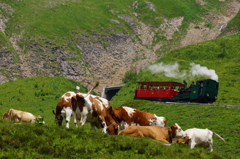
101,84 -> 125,101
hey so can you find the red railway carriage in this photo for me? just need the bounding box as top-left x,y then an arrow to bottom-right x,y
134,81 -> 185,101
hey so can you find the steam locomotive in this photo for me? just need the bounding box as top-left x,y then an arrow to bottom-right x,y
134,79 -> 219,103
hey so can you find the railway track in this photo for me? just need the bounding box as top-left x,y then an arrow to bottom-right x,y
113,101 -> 240,108
162,102 -> 240,108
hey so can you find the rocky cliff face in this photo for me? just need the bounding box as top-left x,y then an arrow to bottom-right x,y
0,0 -> 239,93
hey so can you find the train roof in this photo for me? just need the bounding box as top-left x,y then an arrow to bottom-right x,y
136,81 -> 184,86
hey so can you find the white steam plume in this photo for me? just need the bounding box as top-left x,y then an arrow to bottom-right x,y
148,62 -> 218,81
189,63 -> 218,81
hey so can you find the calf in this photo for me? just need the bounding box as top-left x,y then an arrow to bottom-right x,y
107,106 -> 166,130
118,123 -> 186,143
2,109 -> 44,124
182,128 -> 225,152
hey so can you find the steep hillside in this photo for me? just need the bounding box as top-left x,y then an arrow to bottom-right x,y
0,0 -> 239,93
113,32 -> 240,105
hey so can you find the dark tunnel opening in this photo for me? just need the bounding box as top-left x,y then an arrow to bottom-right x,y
105,88 -> 121,101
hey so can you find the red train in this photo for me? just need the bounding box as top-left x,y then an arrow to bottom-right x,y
134,79 -> 219,103
134,81 -> 184,101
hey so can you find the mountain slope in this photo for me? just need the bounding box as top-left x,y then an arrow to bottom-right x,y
0,0 -> 239,93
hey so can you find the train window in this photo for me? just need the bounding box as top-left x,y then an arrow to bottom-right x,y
216,84 -> 219,89
207,82 -> 209,86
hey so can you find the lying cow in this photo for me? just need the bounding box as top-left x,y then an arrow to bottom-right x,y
179,128 -> 226,152
2,109 -> 45,124
118,123 -> 186,143
107,106 -> 166,130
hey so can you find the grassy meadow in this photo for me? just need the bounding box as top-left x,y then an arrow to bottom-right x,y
0,76 -> 240,158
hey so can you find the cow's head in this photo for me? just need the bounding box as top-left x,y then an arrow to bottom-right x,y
106,121 -> 119,135
173,123 -> 187,138
104,106 -> 119,135
2,110 -> 10,120
52,110 -> 63,126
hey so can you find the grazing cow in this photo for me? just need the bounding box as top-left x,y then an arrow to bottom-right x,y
2,109 -> 45,124
118,123 -> 186,143
107,106 -> 166,130
52,91 -> 78,128
182,128 -> 226,152
74,93 -> 118,135
52,91 -> 104,130
52,81 -> 118,135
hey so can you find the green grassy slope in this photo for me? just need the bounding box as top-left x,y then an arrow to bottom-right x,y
1,119 -> 234,159
0,79 -> 239,158
0,76 -> 88,125
114,32 -> 240,105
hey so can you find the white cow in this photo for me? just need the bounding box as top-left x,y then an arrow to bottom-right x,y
183,128 -> 225,152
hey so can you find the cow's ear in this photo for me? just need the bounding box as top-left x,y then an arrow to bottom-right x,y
52,110 -> 56,115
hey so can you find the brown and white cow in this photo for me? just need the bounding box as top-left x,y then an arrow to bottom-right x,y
118,123 -> 186,143
2,109 -> 45,124
52,91 -> 77,128
107,106 -> 166,130
52,91 -> 103,130
52,81 -> 118,134
74,93 -> 118,135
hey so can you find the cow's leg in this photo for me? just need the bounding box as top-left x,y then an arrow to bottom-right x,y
209,140 -> 213,152
98,116 -> 107,134
72,112 -> 78,128
65,107 -> 72,128
80,115 -> 87,129
157,139 -> 169,143
189,141 -> 196,149
101,121 -> 107,134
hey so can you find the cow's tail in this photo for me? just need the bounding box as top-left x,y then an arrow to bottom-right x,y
212,131 -> 226,143
85,81 -> 99,97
